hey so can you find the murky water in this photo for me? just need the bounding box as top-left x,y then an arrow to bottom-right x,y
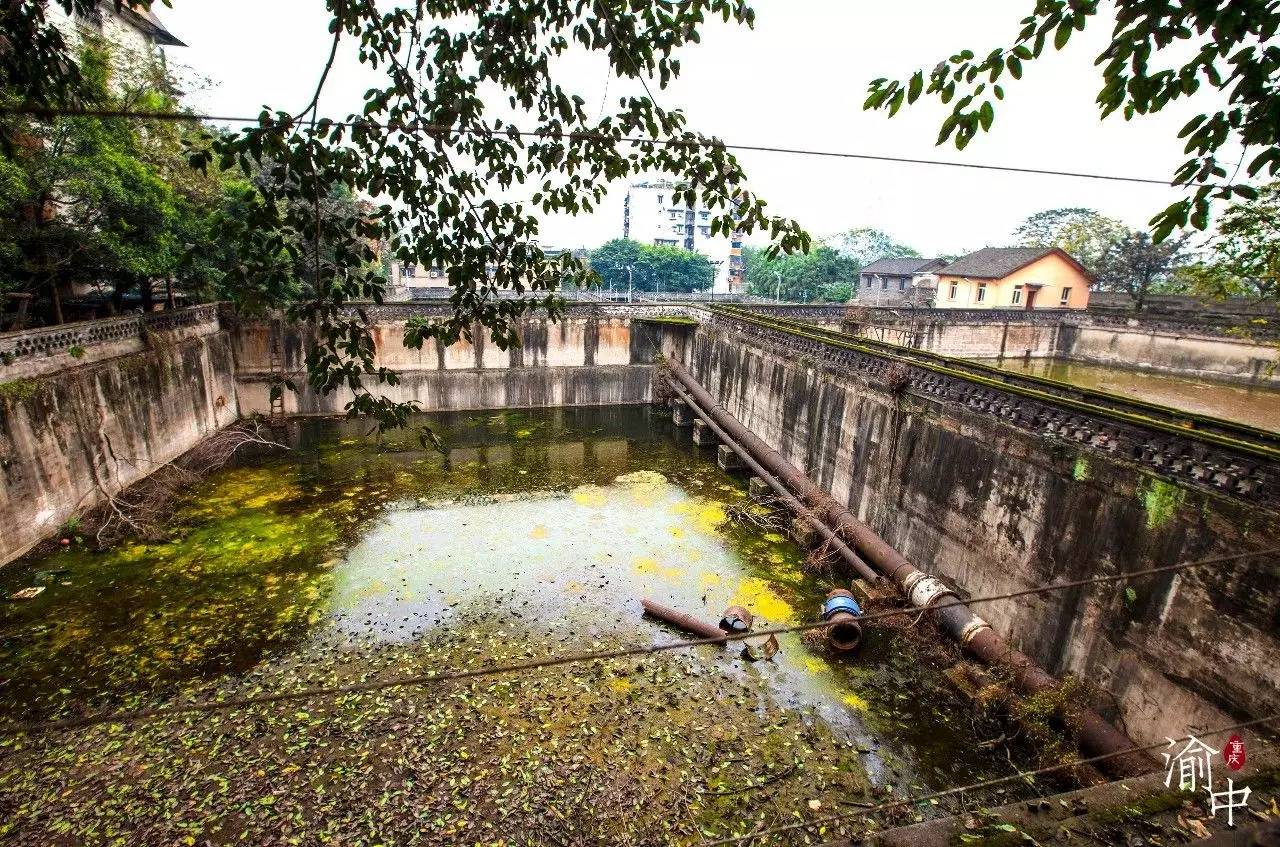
976,356 -> 1280,431
0,407 -> 1032,844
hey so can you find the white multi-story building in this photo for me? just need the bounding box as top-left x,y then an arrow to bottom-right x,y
622,181 -> 744,293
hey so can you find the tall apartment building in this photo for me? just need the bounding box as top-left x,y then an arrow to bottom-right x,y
622,181 -> 744,293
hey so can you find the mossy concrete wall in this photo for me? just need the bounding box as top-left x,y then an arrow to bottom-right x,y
686,325 -> 1280,746
0,327 -> 238,565
230,310 -> 684,414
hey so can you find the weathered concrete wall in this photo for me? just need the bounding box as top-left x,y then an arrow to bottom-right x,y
839,309 -> 1280,385
229,308 -> 687,414
0,323 -> 238,565
686,324 -> 1280,746
1064,325 -> 1279,385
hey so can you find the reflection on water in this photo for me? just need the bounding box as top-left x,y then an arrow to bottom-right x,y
1,405 -> 1024,801
978,356 -> 1280,431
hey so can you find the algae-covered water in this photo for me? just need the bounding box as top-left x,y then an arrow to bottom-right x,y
0,406 -> 1030,845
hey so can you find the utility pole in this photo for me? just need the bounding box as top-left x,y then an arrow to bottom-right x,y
773,270 -> 782,303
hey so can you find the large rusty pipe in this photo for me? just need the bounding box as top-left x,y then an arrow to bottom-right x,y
664,358 -> 1152,778
665,379 -> 881,584
640,599 -> 726,641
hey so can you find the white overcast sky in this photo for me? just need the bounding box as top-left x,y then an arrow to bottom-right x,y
160,1 -> 1224,257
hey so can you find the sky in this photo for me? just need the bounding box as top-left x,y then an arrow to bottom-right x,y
158,1 -> 1226,258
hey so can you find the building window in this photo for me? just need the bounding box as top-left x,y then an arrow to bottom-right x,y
881,276 -> 889,290
948,282 -> 958,300
864,277 -> 872,289
976,283 -> 987,303
401,263 -> 416,278
699,226 -> 710,238
657,194 -> 664,204
899,278 -> 907,291
1059,287 -> 1072,306
1011,286 -> 1023,305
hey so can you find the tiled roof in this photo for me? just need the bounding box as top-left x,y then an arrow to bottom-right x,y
937,247 -> 1082,279
859,257 -> 943,276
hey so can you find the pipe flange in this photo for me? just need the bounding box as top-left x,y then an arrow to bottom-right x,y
907,575 -> 958,609
958,616 -> 993,645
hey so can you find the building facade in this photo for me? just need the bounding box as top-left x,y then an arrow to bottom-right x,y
853,257 -> 947,305
933,247 -> 1091,310
622,181 -> 744,293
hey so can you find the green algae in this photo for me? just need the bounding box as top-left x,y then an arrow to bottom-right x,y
0,378 -> 41,402
1140,476 -> 1187,529
0,406 -> 1036,845
1073,456 -> 1091,482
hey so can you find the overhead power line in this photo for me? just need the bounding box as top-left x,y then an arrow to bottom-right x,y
702,712 -> 1280,846
4,546 -> 1274,737
0,104 -> 1178,186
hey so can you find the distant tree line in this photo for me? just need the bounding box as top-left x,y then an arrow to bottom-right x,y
1012,191 -> 1280,310
585,239 -> 714,294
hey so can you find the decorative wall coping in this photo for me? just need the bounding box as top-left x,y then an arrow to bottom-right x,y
0,304 -> 221,380
707,309 -> 1280,511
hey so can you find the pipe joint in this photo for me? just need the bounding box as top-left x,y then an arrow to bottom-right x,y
958,616 -> 993,645
902,572 -> 959,610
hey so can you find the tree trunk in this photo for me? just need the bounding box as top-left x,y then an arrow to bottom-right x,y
165,278 -> 175,310
139,278 -> 154,312
111,280 -> 125,315
49,277 -> 63,325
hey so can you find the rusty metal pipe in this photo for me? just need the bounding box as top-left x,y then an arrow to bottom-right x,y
640,599 -> 726,641
665,379 -> 880,583
664,358 -> 1153,778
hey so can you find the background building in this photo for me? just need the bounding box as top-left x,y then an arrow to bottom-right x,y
933,247 -> 1091,309
622,181 -> 744,293
853,257 -> 946,305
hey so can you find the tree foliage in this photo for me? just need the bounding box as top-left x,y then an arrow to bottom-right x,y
0,31 -> 221,317
1011,207 -> 1125,276
827,227 -> 920,268
1209,181 -> 1280,300
743,244 -> 859,302
864,1 -> 1280,240
587,238 -> 713,294
1093,229 -> 1192,310
8,0 -> 806,430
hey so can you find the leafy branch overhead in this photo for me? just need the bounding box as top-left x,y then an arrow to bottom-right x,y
183,0 -> 808,429
7,1 -> 808,430
863,0 -> 1280,240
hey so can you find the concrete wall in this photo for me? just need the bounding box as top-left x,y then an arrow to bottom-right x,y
846,315 -> 1280,385
686,324 -> 1280,746
229,309 -> 685,415
0,322 -> 238,565
1064,325 -> 1280,384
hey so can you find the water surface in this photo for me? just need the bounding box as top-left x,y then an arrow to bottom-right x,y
0,406 -> 1033,845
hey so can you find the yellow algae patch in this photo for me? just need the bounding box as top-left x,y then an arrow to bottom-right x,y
729,577 -> 794,623
562,580 -> 583,593
803,658 -> 826,675
529,524 -> 549,540
571,485 -> 608,508
615,470 -> 667,485
633,557 -> 684,582
699,572 -> 722,588
668,525 -> 686,540
608,677 -> 632,694
763,532 -> 785,544
842,692 -> 869,712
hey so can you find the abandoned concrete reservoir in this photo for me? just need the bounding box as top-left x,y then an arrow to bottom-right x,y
0,302 -> 1276,844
